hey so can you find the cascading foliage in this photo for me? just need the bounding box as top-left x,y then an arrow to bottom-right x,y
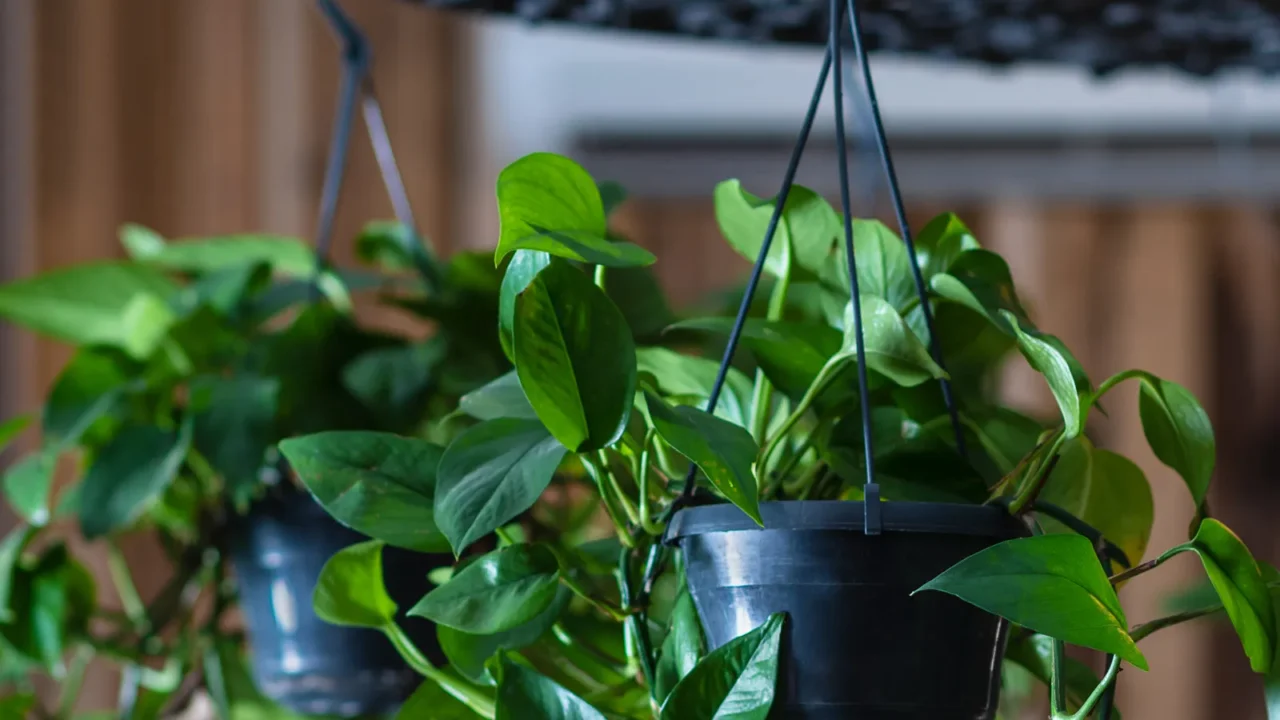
284,152 -> 1278,720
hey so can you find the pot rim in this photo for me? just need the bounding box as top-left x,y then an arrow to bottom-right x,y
666,499 -> 1026,542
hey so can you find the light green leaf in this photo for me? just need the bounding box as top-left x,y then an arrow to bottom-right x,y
79,420 -> 192,539
635,348 -> 754,429
0,692 -> 33,720
279,431 -> 449,553
192,375 -> 279,507
121,224 -> 316,276
1138,375 -> 1214,508
1039,436 -> 1154,570
842,295 -> 947,387
440,586 -> 572,684
915,533 -> 1146,669
499,250 -> 552,362
411,544 -> 561,635
119,292 -> 178,359
1004,311 -> 1082,437
713,180 -> 838,281
667,318 -> 840,400
513,260 -> 636,452
396,679 -> 485,720
0,262 -> 176,350
313,540 -> 397,629
655,590 -> 706,703
847,220 -> 916,311
501,229 -> 654,269
2,448 -> 58,527
496,153 -> 606,266
660,613 -> 785,720
435,418 -> 566,554
1184,519 -> 1275,672
459,371 -> 537,421
495,652 -> 606,720
645,393 -> 761,525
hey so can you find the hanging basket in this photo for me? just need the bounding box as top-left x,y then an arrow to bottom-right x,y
405,0 -> 1278,76
229,483 -> 449,716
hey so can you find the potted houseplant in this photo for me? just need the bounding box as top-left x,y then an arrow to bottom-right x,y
284,150 -> 1275,719
0,221 -> 509,717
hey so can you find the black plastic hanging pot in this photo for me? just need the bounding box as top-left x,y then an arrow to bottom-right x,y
667,500 -> 1027,720
230,485 -> 449,717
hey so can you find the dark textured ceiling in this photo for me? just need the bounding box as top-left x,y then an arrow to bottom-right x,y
407,0 -> 1280,76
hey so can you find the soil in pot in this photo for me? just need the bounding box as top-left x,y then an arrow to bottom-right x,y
230,486 -> 450,717
667,500 -> 1026,720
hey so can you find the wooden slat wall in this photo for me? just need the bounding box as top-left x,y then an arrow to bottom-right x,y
0,0 -> 464,711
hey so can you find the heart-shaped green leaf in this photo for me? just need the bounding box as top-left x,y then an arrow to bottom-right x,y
645,392 -> 762,525
660,612 -> 785,720
842,295 -> 947,387
930,250 -> 1028,333
916,533 -> 1146,669
1004,311 -> 1082,437
494,652 -> 606,720
1005,632 -> 1123,718
434,418 -> 568,554
667,318 -> 840,400
499,250 -> 552,362
914,213 -> 979,279
440,586 -> 572,684
496,153 -> 607,266
1039,436 -> 1154,570
845,220 -> 917,311
500,229 -> 654,269
2,448 -> 58,527
1138,375 -> 1214,509
1184,519 -> 1275,672
42,349 -> 133,446
513,260 -> 636,452
279,431 -> 450,553
635,348 -> 754,429
313,540 -> 397,629
411,544 -> 561,634
121,225 -> 317,276
341,341 -> 444,426
79,420 -> 192,539
655,590 -> 707,704
192,375 -> 279,507
714,180 -> 838,281
459,371 -> 538,421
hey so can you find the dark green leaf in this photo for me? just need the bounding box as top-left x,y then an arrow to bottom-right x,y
43,349 -> 133,446
604,265 -> 675,341
459,371 -> 537,421
914,212 -> 979,279
410,544 -> 561,634
313,540 -> 397,629
915,534 -> 1146,669
598,181 -> 627,216
502,229 -> 654,269
667,318 -> 840,400
342,340 -> 444,426
930,250 -> 1028,334
0,261 -> 176,351
2,448 -> 58,527
0,526 -> 32,623
355,220 -> 441,284
499,250 -> 552,362
635,347 -> 754,429
844,295 -> 947,387
435,418 -> 566,554
396,679 -> 485,719
79,420 -> 192,539
1138,375 -> 1214,508
495,652 -> 606,720
0,417 -> 28,455
1039,436 -> 1154,573
192,375 -> 279,506
1004,311 -> 1082,437
656,590 -> 706,703
279,431 -> 450,553
645,393 -> 762,525
439,586 -> 572,684
120,224 -> 316,276
513,260 -> 636,452
1185,519 -> 1275,672
0,693 -> 33,720
660,612 -> 785,720
496,153 -> 607,266
1005,632 -> 1122,718
179,261 -> 273,318
2,545 -> 95,671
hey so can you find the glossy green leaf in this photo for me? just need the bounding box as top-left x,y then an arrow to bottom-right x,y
192,375 -> 279,506
843,295 -> 947,387
2,448 -> 58,527
501,229 -> 654,269
1137,374 -> 1214,508
1039,436 -> 1154,569
915,533 -> 1146,669
714,180 -> 838,281
635,348 -> 754,428
496,153 -> 606,265
42,348 -> 132,446
513,260 -> 636,452
120,224 -> 316,276
435,418 -> 566,554
397,679 -> 485,720
279,431 -> 449,553
914,212 -> 979,279
499,250 -> 552,362
846,220 -> 917,311
660,612 -> 785,720
656,590 -> 706,703
1184,519 -> 1276,672
459,371 -> 537,421
79,420 -> 192,539
313,540 -> 397,629
645,392 -> 761,525
0,261 -> 176,350
440,586 -> 572,684
1004,311 -> 1082,437
410,544 -> 561,634
0,526 -> 32,623
667,318 -> 840,400
495,652 -> 606,720
930,250 -> 1028,334
1005,632 -> 1122,718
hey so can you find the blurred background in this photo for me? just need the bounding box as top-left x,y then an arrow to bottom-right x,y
3,1 -> 1280,717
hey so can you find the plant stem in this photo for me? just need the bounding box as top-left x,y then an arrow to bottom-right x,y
759,357 -> 843,472
594,264 -> 607,290
1109,543 -> 1192,585
1066,654 -> 1122,720
1130,607 -> 1220,643
106,540 -> 148,632
383,622 -> 495,718
636,431 -> 666,536
749,267 -> 791,443
559,574 -> 630,622
763,425 -> 821,498
56,645 -> 93,718
581,454 -> 636,548
1008,431 -> 1066,515
597,450 -> 641,528
1091,369 -> 1145,405
1049,638 -> 1066,717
